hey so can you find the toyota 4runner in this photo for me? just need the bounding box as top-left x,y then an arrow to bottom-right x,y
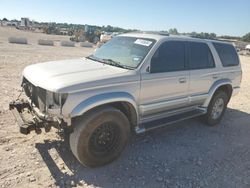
9,32 -> 242,167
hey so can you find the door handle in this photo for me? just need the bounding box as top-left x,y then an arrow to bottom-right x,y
179,78 -> 187,83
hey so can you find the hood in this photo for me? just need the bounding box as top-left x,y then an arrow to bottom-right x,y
23,58 -> 131,93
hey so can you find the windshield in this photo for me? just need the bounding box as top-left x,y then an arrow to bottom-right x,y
88,36 -> 156,69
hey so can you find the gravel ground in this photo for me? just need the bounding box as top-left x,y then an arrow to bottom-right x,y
1,27 -> 250,188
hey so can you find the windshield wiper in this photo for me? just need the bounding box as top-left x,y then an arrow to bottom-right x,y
86,55 -> 104,63
87,56 -> 134,70
102,58 -> 134,70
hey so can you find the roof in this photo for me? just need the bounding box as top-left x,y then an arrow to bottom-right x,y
120,32 -> 233,45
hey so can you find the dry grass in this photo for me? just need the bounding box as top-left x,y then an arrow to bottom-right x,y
8,37 -> 28,44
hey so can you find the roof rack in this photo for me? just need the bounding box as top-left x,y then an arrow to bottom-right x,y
130,31 -> 169,36
188,35 -> 227,42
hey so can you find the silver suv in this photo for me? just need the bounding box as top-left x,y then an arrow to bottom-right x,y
10,32 -> 242,167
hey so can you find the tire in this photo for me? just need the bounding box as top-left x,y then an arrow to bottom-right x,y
203,91 -> 229,126
69,106 -> 130,167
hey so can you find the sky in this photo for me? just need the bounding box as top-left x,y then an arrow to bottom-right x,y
0,0 -> 250,36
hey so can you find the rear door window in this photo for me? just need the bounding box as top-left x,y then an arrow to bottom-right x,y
188,42 -> 215,69
213,42 -> 239,67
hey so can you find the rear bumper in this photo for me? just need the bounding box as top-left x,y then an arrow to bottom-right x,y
9,100 -> 60,135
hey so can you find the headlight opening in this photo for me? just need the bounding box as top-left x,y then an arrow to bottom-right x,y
53,93 -> 68,106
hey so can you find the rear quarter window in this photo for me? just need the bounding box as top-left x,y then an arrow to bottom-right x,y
213,42 -> 239,67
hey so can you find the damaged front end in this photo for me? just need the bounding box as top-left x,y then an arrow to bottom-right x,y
9,77 -> 69,135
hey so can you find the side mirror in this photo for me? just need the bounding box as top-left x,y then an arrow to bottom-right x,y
146,66 -> 150,73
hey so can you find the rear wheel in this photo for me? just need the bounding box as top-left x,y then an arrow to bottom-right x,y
69,106 -> 130,167
203,91 -> 229,126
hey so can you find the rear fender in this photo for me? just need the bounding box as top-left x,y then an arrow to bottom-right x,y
202,79 -> 232,107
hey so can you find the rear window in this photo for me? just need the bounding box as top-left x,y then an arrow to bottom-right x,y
213,42 -> 239,67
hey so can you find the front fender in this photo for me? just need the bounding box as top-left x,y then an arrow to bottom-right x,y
71,92 -> 138,118
202,79 -> 232,107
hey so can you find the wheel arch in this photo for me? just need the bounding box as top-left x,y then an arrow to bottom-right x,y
70,92 -> 139,128
203,79 -> 233,107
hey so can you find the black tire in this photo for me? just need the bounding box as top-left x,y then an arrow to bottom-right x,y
203,91 -> 229,126
69,106 -> 130,167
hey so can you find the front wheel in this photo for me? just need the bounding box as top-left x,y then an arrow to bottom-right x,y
203,91 -> 229,126
69,106 -> 130,167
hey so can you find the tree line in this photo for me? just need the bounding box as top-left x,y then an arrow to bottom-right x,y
1,18 -> 250,42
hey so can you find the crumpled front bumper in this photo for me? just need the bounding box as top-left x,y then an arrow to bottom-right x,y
9,100 -> 60,135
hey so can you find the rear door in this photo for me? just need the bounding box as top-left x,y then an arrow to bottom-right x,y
187,41 -> 216,105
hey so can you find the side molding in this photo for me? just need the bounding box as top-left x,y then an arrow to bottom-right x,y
71,92 -> 138,119
202,79 -> 232,107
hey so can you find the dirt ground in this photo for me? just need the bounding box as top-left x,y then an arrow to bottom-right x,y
1,27 -> 250,188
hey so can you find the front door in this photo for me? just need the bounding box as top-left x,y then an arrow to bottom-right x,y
139,40 -> 189,117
